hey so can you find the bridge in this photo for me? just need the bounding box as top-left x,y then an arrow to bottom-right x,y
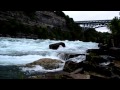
75,19 -> 112,29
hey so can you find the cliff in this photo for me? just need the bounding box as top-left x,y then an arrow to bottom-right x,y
0,11 -> 83,40
0,11 -> 66,29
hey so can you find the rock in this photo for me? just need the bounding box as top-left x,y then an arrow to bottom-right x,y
63,61 -> 82,73
86,55 -> 113,64
114,60 -> 120,68
70,68 -> 83,74
108,47 -> 120,59
98,43 -> 108,50
65,73 -> 90,79
58,53 -> 85,60
27,71 -> 64,79
89,73 -> 110,79
82,60 -> 113,77
87,49 -> 108,55
49,42 -> 65,50
26,58 -> 64,70
112,66 -> 120,76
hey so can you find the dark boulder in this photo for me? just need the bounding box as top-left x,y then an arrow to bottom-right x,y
98,43 -> 108,50
63,61 -> 82,73
87,49 -> 108,55
108,47 -> 120,59
86,55 -> 113,64
49,42 -> 65,50
82,61 -> 113,77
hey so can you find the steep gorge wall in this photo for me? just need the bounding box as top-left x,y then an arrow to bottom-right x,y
0,11 -> 66,28
0,11 -> 83,40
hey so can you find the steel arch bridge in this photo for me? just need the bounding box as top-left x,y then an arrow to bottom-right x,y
75,19 -> 112,29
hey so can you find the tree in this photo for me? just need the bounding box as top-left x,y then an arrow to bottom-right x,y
84,28 -> 98,42
107,17 -> 120,47
108,17 -> 120,35
54,11 -> 66,18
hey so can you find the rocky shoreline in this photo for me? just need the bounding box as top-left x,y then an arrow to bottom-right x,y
25,42 -> 120,79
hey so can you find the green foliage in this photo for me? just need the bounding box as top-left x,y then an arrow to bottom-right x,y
84,28 -> 98,42
54,11 -> 66,18
97,32 -> 111,44
107,17 -> 120,47
108,17 -> 120,35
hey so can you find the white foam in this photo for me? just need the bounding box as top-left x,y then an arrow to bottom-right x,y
21,64 -> 64,73
100,62 -> 110,66
68,55 -> 86,63
96,27 -> 111,33
0,37 -> 99,72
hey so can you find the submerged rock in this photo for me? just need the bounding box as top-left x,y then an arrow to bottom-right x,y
58,53 -> 85,60
26,58 -> 64,70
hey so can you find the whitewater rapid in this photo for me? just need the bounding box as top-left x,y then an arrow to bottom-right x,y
0,37 -> 99,72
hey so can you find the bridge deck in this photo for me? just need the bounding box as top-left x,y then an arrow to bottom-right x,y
75,19 -> 112,24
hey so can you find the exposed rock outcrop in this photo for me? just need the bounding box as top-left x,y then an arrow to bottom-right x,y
26,58 -> 64,70
49,42 -> 65,50
63,61 -> 82,73
0,11 -> 66,28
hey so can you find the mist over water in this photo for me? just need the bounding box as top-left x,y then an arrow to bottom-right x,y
95,27 -> 111,33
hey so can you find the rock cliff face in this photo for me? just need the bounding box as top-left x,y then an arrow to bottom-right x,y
0,11 -> 66,28
0,11 -> 81,40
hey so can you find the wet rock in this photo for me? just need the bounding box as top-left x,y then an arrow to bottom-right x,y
82,60 -> 113,77
112,66 -> 120,76
64,73 -> 90,79
98,43 -> 108,50
49,42 -> 65,50
86,55 -> 113,64
108,47 -> 120,59
27,71 -> 64,79
63,61 -> 81,73
87,49 -> 108,55
90,74 -> 110,79
58,53 -> 85,60
26,58 -> 64,70
114,60 -> 120,68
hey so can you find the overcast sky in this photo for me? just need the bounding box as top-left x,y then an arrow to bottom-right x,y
63,11 -> 120,33
63,11 -> 120,21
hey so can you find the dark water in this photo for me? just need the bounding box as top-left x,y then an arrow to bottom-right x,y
0,65 -> 27,79
0,65 -> 49,79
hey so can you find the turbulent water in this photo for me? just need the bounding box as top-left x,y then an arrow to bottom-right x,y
0,37 -> 99,79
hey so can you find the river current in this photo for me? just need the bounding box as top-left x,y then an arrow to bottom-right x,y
0,37 -> 99,79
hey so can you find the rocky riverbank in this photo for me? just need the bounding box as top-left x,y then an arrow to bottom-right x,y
26,42 -> 120,79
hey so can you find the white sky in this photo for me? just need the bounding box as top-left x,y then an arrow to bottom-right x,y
63,11 -> 120,33
63,11 -> 120,21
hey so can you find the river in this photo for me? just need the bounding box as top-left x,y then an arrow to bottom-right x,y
0,37 -> 99,79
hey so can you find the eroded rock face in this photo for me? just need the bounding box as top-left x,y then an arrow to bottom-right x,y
26,58 -> 64,70
49,42 -> 65,50
0,11 -> 66,28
